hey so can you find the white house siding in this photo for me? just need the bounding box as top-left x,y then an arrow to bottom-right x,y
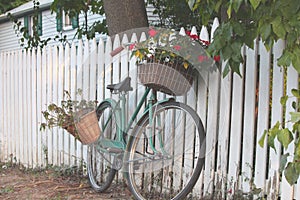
0,21 -> 21,51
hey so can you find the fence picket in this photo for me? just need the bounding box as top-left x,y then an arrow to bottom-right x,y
97,38 -> 105,102
216,61 -> 232,198
241,42 -> 258,192
0,52 -> 4,161
70,42 -> 77,165
227,48 -> 245,191
76,40 -> 84,165
281,65 -> 298,199
63,43 -> 71,166
36,47 -> 42,166
47,46 -> 54,165
41,46 -> 47,167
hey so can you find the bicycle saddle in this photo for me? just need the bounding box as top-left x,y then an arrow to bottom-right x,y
106,77 -> 133,93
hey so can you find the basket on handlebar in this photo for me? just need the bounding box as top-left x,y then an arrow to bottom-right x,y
74,109 -> 101,145
138,62 -> 194,96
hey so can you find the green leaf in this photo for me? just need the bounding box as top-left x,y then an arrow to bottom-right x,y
291,89 -> 300,98
271,16 -> 286,38
259,130 -> 267,148
232,0 -> 243,12
291,48 -> 300,73
250,0 -> 261,10
278,51 -> 292,67
290,112 -> 300,123
222,62 -> 231,78
280,95 -> 288,106
227,3 -> 232,18
277,128 -> 293,150
260,24 -> 271,41
187,0 -> 195,10
267,121 -> 281,151
280,153 -> 289,173
284,162 -> 299,185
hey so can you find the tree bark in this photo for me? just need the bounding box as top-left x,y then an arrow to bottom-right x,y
103,0 -> 149,36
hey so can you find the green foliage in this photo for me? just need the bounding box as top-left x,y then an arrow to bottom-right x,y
147,0 -> 205,30
8,0 -> 51,50
0,0 -> 30,14
40,89 -> 98,139
50,0 -> 107,39
187,0 -> 300,76
259,88 -> 300,185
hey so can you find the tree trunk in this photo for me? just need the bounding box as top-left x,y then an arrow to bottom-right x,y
103,0 -> 149,36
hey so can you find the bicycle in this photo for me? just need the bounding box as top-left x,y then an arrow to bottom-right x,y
86,47 -> 206,200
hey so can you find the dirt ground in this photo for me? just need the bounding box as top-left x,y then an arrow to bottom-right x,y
0,163 -> 133,200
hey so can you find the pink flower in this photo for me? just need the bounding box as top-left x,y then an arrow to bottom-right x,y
148,29 -> 157,37
173,45 -> 181,51
129,43 -> 136,50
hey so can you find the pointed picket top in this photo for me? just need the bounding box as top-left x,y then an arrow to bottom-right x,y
121,33 -> 129,58
199,25 -> 209,42
190,26 -> 198,36
179,27 -> 186,36
113,34 -> 121,52
211,17 -> 220,42
139,31 -> 147,42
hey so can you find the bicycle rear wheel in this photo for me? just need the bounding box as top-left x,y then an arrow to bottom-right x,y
87,101 -> 118,192
125,101 -> 206,199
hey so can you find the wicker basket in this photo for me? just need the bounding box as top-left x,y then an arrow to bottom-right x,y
75,110 -> 101,145
138,63 -> 193,96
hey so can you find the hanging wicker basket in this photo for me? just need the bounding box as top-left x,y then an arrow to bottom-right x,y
62,109 -> 101,145
75,110 -> 101,145
138,63 -> 194,96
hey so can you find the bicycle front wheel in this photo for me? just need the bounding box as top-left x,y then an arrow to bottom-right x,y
87,101 -> 118,192
125,101 -> 206,200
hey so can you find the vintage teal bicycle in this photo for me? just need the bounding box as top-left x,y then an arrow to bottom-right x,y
86,74 -> 206,199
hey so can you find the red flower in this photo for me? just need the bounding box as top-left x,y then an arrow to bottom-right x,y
189,34 -> 199,40
149,29 -> 157,37
173,45 -> 181,51
199,39 -> 210,46
214,55 -> 221,62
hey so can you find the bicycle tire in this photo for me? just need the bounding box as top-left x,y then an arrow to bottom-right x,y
124,100 -> 206,200
87,101 -> 118,192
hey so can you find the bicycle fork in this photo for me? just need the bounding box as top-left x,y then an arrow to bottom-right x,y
146,91 -> 168,157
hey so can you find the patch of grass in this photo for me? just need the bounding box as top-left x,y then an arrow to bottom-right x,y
0,186 -> 14,194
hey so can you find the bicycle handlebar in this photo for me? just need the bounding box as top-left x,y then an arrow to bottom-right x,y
110,46 -> 125,57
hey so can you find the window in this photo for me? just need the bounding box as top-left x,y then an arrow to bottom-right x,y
24,13 -> 42,38
56,9 -> 79,32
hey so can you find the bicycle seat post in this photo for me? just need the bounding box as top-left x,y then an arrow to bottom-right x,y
119,91 -> 127,136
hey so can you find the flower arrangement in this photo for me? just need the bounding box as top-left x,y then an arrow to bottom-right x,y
127,27 -> 219,96
40,89 -> 98,142
129,27 -> 219,70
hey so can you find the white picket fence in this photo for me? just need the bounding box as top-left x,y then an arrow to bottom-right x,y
0,20 -> 299,199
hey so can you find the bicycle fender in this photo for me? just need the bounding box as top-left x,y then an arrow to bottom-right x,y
98,98 -> 122,129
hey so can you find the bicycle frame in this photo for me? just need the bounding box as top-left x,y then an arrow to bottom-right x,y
97,87 -> 171,154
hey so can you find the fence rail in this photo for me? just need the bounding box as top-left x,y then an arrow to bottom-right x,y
0,23 -> 299,199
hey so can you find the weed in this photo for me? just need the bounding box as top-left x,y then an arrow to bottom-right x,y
0,186 -> 14,194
